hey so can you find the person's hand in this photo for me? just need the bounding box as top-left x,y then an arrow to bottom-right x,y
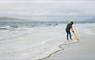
72,31 -> 74,33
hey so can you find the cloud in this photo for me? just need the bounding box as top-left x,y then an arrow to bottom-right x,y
0,0 -> 95,20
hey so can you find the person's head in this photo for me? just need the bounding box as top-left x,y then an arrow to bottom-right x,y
70,21 -> 74,24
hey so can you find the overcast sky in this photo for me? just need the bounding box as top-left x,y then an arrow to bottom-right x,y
0,0 -> 95,21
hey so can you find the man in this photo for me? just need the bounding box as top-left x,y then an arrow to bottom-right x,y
66,21 -> 74,40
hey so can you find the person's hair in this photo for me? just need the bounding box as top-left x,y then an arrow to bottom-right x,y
70,21 -> 74,24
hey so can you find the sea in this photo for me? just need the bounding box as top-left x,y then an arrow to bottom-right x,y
0,20 -> 95,30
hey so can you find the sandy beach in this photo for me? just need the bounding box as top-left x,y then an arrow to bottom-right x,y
45,24 -> 95,60
0,24 -> 95,60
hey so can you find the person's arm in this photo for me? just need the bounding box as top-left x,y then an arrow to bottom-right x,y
70,26 -> 74,33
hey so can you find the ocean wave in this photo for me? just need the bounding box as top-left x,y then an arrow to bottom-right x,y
0,22 -> 61,29
0,25 -> 18,31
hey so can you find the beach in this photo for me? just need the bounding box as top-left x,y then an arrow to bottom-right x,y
46,24 -> 95,60
0,0 -> 95,60
0,23 -> 95,60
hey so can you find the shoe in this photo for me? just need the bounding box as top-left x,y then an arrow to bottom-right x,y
70,38 -> 72,40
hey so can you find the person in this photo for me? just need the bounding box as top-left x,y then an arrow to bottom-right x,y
66,21 -> 74,40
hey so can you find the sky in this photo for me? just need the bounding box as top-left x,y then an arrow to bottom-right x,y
0,0 -> 95,21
